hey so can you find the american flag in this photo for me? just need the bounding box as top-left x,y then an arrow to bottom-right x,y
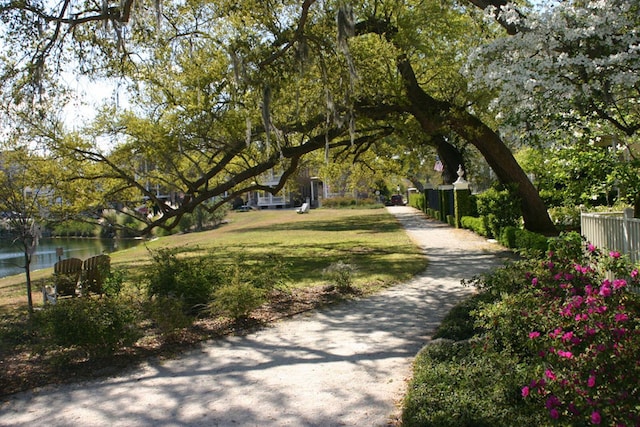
434,156 -> 444,172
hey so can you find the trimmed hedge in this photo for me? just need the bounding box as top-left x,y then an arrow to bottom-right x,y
460,216 -> 488,237
499,226 -> 549,253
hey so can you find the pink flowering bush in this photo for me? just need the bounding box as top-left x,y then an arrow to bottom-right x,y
517,234 -> 640,425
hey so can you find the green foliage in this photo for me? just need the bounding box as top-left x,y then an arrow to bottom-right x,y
516,145 -> 626,208
476,185 -> 522,238
460,216 -> 488,237
145,296 -> 193,336
409,192 -> 426,212
402,340 -> 543,427
34,297 -> 140,356
323,261 -> 357,292
547,205 -> 581,230
433,293 -> 491,341
321,197 -> 381,208
101,268 -> 125,297
468,233 -> 640,425
145,247 -> 220,314
211,265 -> 266,320
50,220 -> 98,237
499,226 -> 549,255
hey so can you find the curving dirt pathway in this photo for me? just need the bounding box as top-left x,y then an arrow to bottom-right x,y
0,206 -> 509,427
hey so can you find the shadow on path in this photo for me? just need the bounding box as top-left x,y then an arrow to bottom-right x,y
0,207 -> 509,427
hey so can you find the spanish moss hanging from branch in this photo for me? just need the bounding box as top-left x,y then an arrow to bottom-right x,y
336,3 -> 357,84
261,85 -> 272,150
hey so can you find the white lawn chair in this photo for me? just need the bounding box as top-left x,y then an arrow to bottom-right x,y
296,202 -> 309,214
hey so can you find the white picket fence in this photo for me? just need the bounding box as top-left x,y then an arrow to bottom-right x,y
581,209 -> 640,265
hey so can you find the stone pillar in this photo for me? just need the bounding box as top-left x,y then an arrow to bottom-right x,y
453,165 -> 472,228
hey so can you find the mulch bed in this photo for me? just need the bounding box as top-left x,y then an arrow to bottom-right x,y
0,285 -> 358,398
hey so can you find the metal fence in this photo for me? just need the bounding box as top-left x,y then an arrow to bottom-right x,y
581,209 -> 640,265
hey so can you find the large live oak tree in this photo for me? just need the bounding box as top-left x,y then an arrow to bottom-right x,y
0,0 -> 557,234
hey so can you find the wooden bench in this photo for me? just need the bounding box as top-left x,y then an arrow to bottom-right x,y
43,255 -> 111,303
81,254 -> 111,296
43,258 -> 83,302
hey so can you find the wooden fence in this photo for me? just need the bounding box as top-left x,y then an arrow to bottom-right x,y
581,209 -> 640,265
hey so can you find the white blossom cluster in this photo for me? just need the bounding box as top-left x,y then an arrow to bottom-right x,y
464,0 -> 640,145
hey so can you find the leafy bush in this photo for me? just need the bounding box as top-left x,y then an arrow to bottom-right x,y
210,265 -> 266,320
101,268 -> 125,297
460,216 -> 488,237
34,297 -> 140,356
323,261 -> 357,292
499,226 -> 549,254
432,293 -> 492,341
471,234 -> 640,426
402,340 -> 544,427
476,185 -> 522,238
548,205 -> 581,230
409,192 -> 426,211
145,296 -> 193,337
146,247 -> 220,314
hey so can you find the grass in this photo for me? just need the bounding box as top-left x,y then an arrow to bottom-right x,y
1,208 -> 426,312
0,208 -> 428,396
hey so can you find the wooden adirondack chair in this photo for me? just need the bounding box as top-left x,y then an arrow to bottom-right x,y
52,258 -> 83,299
81,254 -> 110,295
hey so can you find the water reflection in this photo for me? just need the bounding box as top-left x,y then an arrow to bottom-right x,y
0,238 -> 142,279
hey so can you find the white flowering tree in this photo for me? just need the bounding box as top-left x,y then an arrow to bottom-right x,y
465,0 -> 640,211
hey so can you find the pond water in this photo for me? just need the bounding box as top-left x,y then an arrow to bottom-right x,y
0,238 -> 143,279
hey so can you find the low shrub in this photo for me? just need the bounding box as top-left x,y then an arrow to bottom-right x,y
323,261 -> 357,292
409,193 -> 426,211
470,233 -> 640,426
402,340 -> 544,427
432,293 -> 492,341
322,197 -> 381,208
34,297 -> 140,356
145,296 -> 193,337
210,265 -> 266,320
476,185 -> 522,238
499,226 -> 549,254
146,247 -> 220,314
548,205 -> 581,230
460,216 -> 488,237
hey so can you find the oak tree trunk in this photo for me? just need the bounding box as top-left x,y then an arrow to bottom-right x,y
397,56 -> 557,235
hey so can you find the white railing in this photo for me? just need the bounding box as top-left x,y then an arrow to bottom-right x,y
581,209 -> 640,264
257,195 -> 286,206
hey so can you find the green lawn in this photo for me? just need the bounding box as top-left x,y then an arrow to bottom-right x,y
1,207 -> 427,312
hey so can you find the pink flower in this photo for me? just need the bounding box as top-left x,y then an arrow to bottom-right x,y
557,350 -> 573,359
599,284 -> 612,297
546,395 -> 561,409
562,331 -> 574,343
549,328 -> 562,339
575,313 -> 588,321
521,386 -> 530,397
550,408 -> 559,419
588,375 -> 596,387
609,251 -> 621,259
529,331 -> 541,339
613,279 -> 627,290
531,277 -> 538,286
615,313 -> 629,323
591,411 -> 601,424
545,369 -> 557,380
588,243 -> 596,252
631,269 -> 638,279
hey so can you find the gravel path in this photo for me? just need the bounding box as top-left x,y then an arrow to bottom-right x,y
0,206 -> 509,427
